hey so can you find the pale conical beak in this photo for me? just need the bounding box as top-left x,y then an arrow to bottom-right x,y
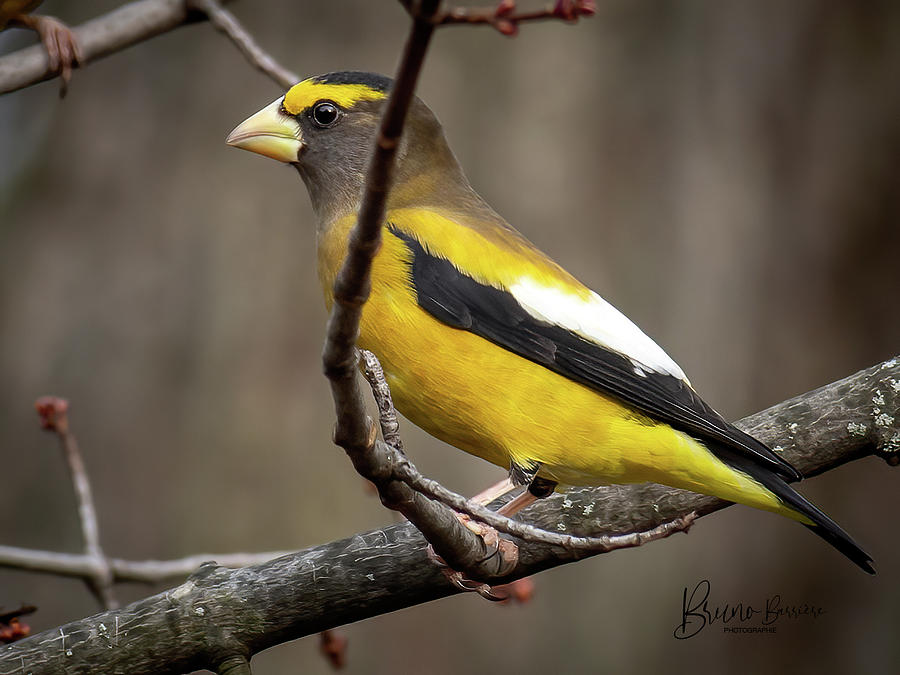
226,98 -> 304,163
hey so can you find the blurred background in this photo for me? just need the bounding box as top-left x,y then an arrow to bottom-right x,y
2,0 -> 899,672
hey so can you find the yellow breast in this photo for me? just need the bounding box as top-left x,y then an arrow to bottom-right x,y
316,210 -> 786,517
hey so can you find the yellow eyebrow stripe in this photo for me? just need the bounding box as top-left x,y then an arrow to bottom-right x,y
283,81 -> 386,115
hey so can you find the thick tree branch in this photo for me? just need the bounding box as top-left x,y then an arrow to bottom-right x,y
0,0 -> 240,95
3,357 -> 895,674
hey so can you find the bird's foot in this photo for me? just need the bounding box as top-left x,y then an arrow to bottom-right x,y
427,513 -> 519,602
12,13 -> 82,97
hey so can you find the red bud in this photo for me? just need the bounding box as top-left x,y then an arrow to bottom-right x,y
35,396 -> 69,432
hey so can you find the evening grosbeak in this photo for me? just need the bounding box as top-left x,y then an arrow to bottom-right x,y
227,71 -> 872,573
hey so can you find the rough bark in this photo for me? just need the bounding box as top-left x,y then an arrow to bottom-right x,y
2,357 -> 897,674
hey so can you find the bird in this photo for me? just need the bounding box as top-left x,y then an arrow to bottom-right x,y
226,70 -> 873,573
0,0 -> 81,95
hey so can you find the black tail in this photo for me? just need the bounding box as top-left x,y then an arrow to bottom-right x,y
774,479 -> 874,574
722,451 -> 874,574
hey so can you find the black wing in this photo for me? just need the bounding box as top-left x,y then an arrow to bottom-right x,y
390,226 -> 800,481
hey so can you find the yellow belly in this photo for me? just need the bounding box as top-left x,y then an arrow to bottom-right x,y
317,216 -> 791,519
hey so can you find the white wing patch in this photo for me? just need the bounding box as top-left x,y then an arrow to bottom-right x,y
508,278 -> 689,382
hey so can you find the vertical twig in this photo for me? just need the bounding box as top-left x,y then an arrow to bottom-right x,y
361,349 -> 404,452
34,397 -> 117,609
315,1 -> 537,584
322,0 -> 442,458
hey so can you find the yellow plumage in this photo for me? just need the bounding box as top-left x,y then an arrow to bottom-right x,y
226,71 -> 872,571
318,209 -> 794,521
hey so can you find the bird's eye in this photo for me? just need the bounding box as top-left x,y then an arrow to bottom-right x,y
311,101 -> 340,128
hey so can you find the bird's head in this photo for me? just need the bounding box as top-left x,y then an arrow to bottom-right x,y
227,71 -> 467,224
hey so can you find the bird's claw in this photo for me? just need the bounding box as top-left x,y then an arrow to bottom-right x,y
31,15 -> 82,97
448,572 -> 507,601
426,514 -> 519,602
427,545 -> 507,601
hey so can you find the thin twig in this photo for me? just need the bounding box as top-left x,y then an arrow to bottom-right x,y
322,0 -> 532,579
188,0 -> 298,89
0,545 -> 293,583
321,0 -> 627,580
12,396 -> 290,592
34,397 -> 117,609
0,0 -> 238,95
323,0 -> 443,453
433,0 -> 595,36
377,426 -> 697,553
361,349 -> 404,452
320,0 -> 528,582
0,606 -> 36,626
393,451 -> 697,550
109,550 -> 295,582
